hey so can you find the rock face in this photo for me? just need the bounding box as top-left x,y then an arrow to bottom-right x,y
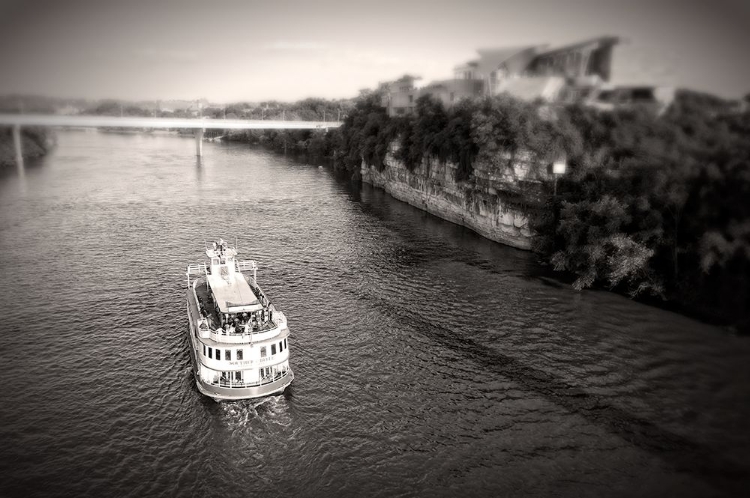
361,151 -> 542,250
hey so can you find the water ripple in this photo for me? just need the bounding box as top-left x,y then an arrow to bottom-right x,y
0,131 -> 747,497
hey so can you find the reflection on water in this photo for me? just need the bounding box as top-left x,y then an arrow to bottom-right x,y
0,131 -> 748,497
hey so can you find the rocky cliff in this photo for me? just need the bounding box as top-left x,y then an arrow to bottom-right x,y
361,150 -> 544,250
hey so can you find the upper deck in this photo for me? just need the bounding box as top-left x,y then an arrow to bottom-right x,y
193,275 -> 278,332
206,270 -> 262,314
187,239 -> 284,344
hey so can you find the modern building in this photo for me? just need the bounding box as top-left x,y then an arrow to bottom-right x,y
380,36 -> 646,115
588,85 -> 676,114
528,37 -> 619,84
453,45 -> 540,95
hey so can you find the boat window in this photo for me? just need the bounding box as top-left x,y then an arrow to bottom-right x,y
271,344 -> 276,355
203,345 -> 206,356
226,350 -> 231,361
237,349 -> 243,360
279,341 -> 283,352
284,339 -> 287,349
260,347 -> 267,358
208,347 -> 212,359
216,349 -> 221,361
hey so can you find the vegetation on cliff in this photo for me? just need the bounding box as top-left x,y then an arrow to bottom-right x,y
332,90 -> 750,330
537,93 -> 750,330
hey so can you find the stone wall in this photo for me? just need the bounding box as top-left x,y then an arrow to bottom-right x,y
361,150 -> 543,250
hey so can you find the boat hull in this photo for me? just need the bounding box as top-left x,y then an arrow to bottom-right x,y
185,289 -> 293,402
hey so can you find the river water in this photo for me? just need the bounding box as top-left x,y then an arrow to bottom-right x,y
0,131 -> 748,497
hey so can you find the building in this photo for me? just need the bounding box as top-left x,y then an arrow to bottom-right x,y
588,85 -> 676,114
496,76 -> 567,103
419,79 -> 484,108
453,45 -> 541,95
528,37 -> 619,84
380,75 -> 420,116
380,36 -> 631,116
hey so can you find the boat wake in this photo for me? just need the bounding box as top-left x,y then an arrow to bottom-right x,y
220,395 -> 292,428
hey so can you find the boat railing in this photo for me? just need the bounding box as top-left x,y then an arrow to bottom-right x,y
236,260 -> 257,273
246,278 -> 272,308
209,370 -> 288,389
186,263 -> 208,287
209,321 -> 286,344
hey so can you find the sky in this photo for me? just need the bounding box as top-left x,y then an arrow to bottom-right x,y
0,0 -> 748,102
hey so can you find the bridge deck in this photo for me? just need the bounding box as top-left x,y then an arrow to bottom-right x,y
0,114 -> 342,130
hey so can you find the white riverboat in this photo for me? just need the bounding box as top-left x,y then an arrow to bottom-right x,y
185,239 -> 293,401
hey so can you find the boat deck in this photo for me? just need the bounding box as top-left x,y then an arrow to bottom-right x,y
194,276 -> 276,333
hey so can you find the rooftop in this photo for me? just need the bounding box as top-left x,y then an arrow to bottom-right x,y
206,272 -> 262,314
455,45 -> 540,72
534,36 -> 620,57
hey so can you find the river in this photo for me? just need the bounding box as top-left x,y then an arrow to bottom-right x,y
0,131 -> 748,497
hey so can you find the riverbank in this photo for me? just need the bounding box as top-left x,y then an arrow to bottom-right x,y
361,152 -> 535,250
359,153 -> 748,333
0,127 -> 54,168
333,91 -> 750,333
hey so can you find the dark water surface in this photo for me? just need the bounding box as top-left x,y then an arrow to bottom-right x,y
1,131 -> 749,497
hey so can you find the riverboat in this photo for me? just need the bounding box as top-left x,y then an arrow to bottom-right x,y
185,238 -> 293,401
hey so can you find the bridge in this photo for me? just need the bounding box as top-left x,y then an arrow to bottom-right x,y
0,113 -> 343,171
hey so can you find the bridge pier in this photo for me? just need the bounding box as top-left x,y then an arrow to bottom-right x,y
195,128 -> 204,157
12,125 -> 24,173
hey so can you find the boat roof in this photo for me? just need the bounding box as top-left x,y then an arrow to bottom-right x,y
206,271 -> 262,313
